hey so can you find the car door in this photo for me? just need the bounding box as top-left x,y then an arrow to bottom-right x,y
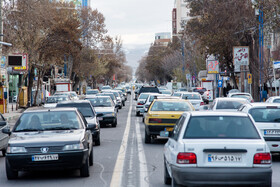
0,114 -> 8,150
165,115 -> 186,168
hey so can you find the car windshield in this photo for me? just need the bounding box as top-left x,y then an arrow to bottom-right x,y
249,108 -> 280,123
87,90 -> 99,95
140,87 -> 159,93
184,116 -> 260,139
14,111 -> 82,132
46,97 -> 68,103
85,98 -> 113,107
231,94 -> 250,100
216,100 -> 248,109
150,101 -> 191,111
56,103 -> 95,118
182,94 -> 200,100
97,94 -> 115,101
139,93 -> 149,100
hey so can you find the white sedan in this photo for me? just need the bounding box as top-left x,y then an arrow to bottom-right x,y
163,111 -> 272,187
180,92 -> 204,110
210,97 -> 249,111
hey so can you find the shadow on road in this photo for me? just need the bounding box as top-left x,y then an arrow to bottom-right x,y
17,170 -> 81,180
272,154 -> 280,162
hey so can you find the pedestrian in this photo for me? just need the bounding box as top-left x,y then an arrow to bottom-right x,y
262,89 -> 267,102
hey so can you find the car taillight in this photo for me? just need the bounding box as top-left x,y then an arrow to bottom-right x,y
138,102 -> 143,105
149,118 -> 162,123
177,153 -> 197,164
200,102 -> 204,106
253,153 -> 271,164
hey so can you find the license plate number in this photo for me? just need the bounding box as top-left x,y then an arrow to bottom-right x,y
208,154 -> 242,162
264,130 -> 280,135
32,154 -> 59,161
98,117 -> 103,121
166,127 -> 173,132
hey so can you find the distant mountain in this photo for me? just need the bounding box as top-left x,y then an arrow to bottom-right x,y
124,44 -> 151,75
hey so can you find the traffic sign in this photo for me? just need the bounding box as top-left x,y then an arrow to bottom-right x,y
248,73 -> 252,84
218,80 -> 223,88
273,61 -> 280,69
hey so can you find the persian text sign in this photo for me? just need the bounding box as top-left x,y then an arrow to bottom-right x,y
233,46 -> 249,66
207,60 -> 219,74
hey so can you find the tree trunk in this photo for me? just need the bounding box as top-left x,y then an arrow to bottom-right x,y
34,70 -> 41,106
27,66 -> 35,107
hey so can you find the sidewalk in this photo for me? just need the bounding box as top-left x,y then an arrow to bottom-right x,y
3,103 -> 25,123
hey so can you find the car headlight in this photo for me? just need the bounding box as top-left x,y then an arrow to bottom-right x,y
7,146 -> 27,153
63,143 -> 84,151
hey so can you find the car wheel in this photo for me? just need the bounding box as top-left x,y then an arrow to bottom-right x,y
144,129 -> 151,144
123,102 -> 125,106
142,117 -> 144,123
164,159 -> 171,185
2,149 -> 6,157
95,135 -> 100,146
136,111 -> 139,116
89,148 -> 93,166
6,159 -> 18,180
80,157 -> 90,177
119,105 -> 122,109
112,120 -> 117,127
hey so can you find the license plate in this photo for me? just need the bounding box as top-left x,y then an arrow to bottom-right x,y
98,117 -> 103,121
166,127 -> 174,132
208,154 -> 242,162
32,154 -> 59,161
264,130 -> 280,135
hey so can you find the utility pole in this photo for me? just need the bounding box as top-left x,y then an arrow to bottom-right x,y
259,1 -> 264,101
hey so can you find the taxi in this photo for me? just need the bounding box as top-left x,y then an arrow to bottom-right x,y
144,98 -> 194,143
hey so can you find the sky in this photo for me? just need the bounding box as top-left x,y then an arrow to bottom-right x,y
90,0 -> 174,74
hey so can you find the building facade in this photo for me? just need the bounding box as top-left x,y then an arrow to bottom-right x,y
154,32 -> 171,46
173,0 -> 190,35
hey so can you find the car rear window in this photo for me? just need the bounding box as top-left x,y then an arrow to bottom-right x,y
139,93 -> 149,100
56,103 -> 95,118
85,98 -> 113,107
140,87 -> 159,93
249,108 -> 280,123
193,88 -> 206,93
216,100 -> 247,109
182,94 -> 201,100
183,116 -> 260,139
86,90 -> 99,95
231,94 -> 250,100
273,99 -> 280,103
150,101 -> 191,111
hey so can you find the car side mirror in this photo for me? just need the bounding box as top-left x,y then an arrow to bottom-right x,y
86,123 -> 96,131
96,113 -> 103,117
0,121 -> 7,127
2,128 -> 11,135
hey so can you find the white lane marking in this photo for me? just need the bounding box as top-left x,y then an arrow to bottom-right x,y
110,95 -> 132,187
93,162 -> 107,187
136,117 -> 150,187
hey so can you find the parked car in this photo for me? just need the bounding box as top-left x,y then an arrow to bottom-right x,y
0,113 -> 9,156
239,103 -> 280,154
228,92 -> 254,103
144,98 -> 194,143
56,100 -> 101,146
2,108 -> 94,179
266,96 -> 280,103
163,111 -> 272,187
210,98 -> 249,111
85,96 -> 118,127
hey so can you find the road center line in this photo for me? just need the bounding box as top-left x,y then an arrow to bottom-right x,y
136,117 -> 150,187
110,95 -> 132,187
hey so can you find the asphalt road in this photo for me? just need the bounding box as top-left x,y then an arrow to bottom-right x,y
0,95 -> 280,187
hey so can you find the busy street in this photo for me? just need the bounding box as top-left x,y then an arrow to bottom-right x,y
0,93 -> 280,186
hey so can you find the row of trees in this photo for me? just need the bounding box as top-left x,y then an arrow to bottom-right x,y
2,0 -> 132,105
136,0 -> 280,100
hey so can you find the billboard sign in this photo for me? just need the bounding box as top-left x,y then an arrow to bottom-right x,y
233,46 -> 249,66
9,54 -> 28,71
207,60 -> 219,74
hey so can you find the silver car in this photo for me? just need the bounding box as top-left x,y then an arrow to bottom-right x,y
210,98 -> 249,111
0,114 -> 9,156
